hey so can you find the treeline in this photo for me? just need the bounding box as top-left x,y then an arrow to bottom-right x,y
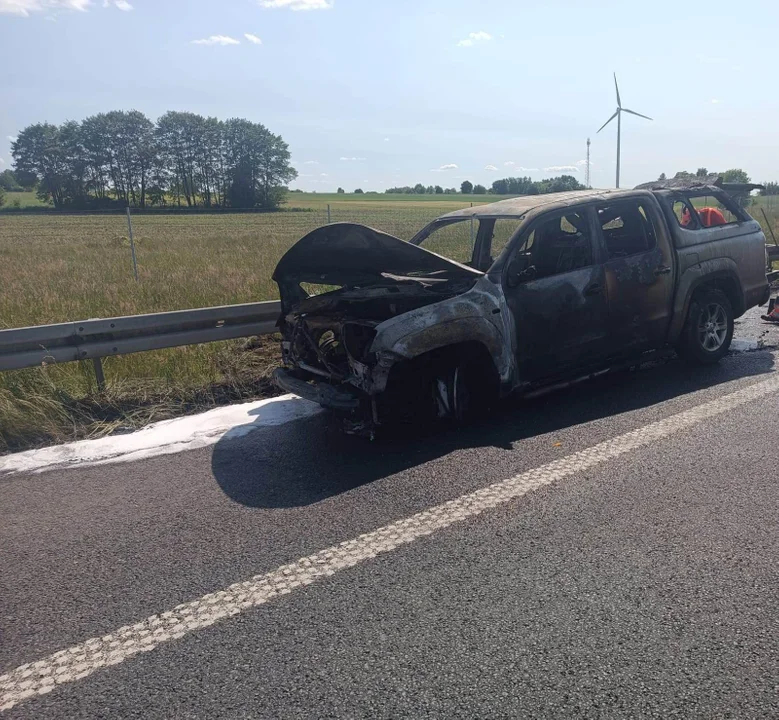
381,175 -> 585,196
384,184 -> 460,195
10,111 -> 297,210
489,175 -> 584,195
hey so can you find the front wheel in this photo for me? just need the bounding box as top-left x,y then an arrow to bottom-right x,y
431,352 -> 498,423
676,288 -> 734,365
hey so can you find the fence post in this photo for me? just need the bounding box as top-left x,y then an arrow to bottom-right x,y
327,204 -> 331,224
470,216 -> 475,249
126,206 -> 139,282
92,357 -> 106,392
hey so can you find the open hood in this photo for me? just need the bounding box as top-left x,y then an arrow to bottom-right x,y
272,223 -> 482,289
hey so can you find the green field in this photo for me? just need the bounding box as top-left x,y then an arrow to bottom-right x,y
0,190 -> 49,209
1,191 -> 777,453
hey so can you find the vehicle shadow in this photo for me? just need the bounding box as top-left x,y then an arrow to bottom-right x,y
211,350 -> 775,509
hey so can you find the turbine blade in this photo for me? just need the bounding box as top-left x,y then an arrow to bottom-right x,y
614,73 -> 621,107
597,110 -> 619,133
622,107 -> 653,121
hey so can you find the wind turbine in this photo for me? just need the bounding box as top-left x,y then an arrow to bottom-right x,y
597,73 -> 652,188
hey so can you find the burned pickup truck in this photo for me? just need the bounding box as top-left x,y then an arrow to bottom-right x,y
272,184 -> 769,432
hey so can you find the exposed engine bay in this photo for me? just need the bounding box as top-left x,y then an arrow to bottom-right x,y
272,223 -> 487,427
280,276 -> 476,384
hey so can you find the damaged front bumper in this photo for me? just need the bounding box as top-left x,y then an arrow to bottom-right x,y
273,368 -> 361,411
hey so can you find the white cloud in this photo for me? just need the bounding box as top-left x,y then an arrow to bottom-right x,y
244,33 -> 262,44
431,163 -> 458,172
0,157 -> 5,165
576,159 -> 593,166
320,173 -> 328,177
303,160 -> 318,165
515,167 -> 539,172
457,31 -> 492,47
484,164 -> 498,171
340,156 -> 366,161
503,161 -> 515,166
7,135 -> 17,143
383,137 -> 390,142
544,165 -> 578,173
192,35 -> 240,46
258,0 -> 332,9
113,0 -> 131,10
711,98 -> 720,104
0,0 -> 89,15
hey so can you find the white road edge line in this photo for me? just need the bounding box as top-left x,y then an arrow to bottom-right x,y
2,373 -> 778,712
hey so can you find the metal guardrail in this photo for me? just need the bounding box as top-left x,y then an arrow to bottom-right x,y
0,301 -> 281,389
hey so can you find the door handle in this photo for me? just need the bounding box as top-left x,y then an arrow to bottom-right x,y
654,265 -> 672,275
583,282 -> 603,296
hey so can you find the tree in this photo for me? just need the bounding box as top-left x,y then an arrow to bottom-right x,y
460,180 -> 473,194
222,118 -> 296,209
760,182 -> 779,196
11,123 -> 68,208
434,185 -> 443,194
720,168 -> 750,184
541,174 -> 584,193
413,183 -> 425,194
696,167 -> 708,178
491,178 -> 509,195
473,184 -> 487,194
0,169 -> 22,191
0,186 -> 5,207
354,188 -> 364,194
658,172 -> 667,181
720,168 -> 753,207
337,187 -> 345,194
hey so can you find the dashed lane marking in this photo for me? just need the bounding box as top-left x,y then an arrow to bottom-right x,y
2,372 -> 779,712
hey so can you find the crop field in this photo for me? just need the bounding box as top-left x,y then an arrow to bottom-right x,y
1,192 -> 777,452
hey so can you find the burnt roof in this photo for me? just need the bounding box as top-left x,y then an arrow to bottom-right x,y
634,174 -> 723,191
439,188 -> 634,219
634,175 -> 764,193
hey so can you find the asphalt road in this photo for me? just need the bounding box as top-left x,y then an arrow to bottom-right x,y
2,317 -> 779,718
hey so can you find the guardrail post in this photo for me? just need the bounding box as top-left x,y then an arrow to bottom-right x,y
327,204 -> 331,224
92,357 -> 106,392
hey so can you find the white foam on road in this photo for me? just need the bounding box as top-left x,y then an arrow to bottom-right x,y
2,371 -> 778,713
730,339 -> 760,352
0,394 -> 321,477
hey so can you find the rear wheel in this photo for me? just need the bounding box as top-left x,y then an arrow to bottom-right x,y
676,288 -> 734,365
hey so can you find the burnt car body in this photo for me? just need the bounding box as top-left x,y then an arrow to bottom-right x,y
273,187 -> 769,431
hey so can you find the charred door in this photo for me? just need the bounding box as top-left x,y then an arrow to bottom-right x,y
503,208 -> 611,383
594,198 -> 675,353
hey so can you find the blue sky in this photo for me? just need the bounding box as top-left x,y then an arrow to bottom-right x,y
1,0 -> 778,191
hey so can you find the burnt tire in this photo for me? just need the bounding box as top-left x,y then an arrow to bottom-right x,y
676,288 -> 734,365
431,350 -> 498,424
